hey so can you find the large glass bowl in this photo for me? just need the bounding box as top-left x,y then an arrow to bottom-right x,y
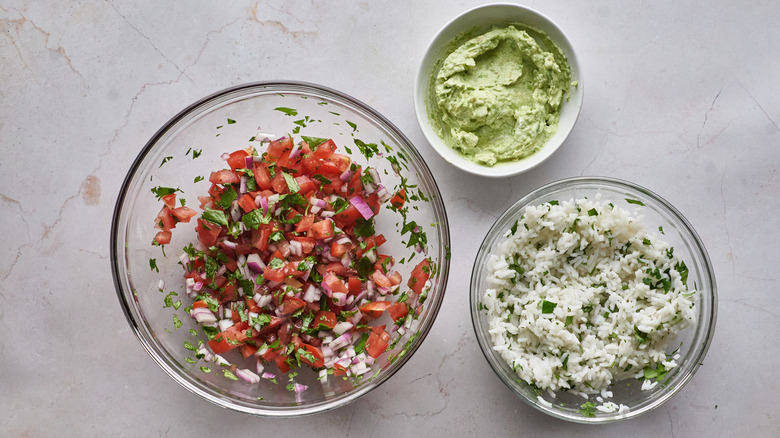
470,177 -> 716,423
111,82 -> 450,416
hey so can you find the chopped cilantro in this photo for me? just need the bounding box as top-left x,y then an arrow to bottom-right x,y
587,208 -> 598,216
151,186 -> 181,200
159,156 -> 173,167
202,209 -> 229,227
353,218 -> 375,237
301,136 -> 328,148
579,402 -> 597,417
625,198 -> 645,206
194,175 -> 204,183
312,174 -> 332,185
633,325 -> 649,343
215,185 -> 237,209
353,138 -> 379,160
149,258 -> 159,272
274,107 -> 298,116
282,172 -> 300,193
242,208 -> 271,229
541,300 -> 557,314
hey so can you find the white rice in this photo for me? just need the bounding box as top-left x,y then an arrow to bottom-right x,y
483,197 -> 695,394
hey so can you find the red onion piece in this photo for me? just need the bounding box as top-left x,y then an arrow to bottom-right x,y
260,197 -> 269,216
349,196 -> 374,219
340,168 -> 355,182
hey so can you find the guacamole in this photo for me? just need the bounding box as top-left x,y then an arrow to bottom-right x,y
430,25 -> 573,166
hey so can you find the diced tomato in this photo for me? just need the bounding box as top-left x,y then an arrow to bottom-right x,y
365,325 -> 391,358
279,296 -> 305,315
271,171 -> 288,194
154,230 -> 171,245
237,193 -> 257,213
263,265 -> 286,282
192,300 -> 210,309
161,193 -> 177,209
295,214 -> 315,233
311,219 -> 334,239
390,188 -> 406,209
312,139 -> 337,158
217,282 -> 237,303
387,303 -> 409,322
209,169 -> 240,185
348,277 -> 362,294
323,272 -> 348,294
298,343 -> 325,368
156,206 -> 176,231
372,270 -> 393,289
333,205 -> 362,228
198,195 -> 213,210
251,227 -> 271,252
359,301 -> 392,319
356,234 -> 386,258
252,163 -> 273,190
291,236 -> 315,254
294,175 -> 316,194
388,271 -> 402,286
208,323 -> 252,354
171,206 -> 197,222
196,218 -> 221,247
239,343 -> 259,359
226,149 -> 249,171
313,311 -> 337,330
246,298 -> 261,313
330,241 -> 349,258
266,137 -> 293,159
275,354 -> 291,374
409,258 -> 431,295
257,316 -> 282,335
333,363 -> 348,376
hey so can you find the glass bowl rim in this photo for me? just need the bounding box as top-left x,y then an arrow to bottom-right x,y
469,176 -> 717,423
110,80 -> 452,417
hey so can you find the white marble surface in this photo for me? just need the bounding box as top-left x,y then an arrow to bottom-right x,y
2,0 -> 778,436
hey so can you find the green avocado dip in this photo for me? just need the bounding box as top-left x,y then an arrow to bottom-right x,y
430,25 -> 574,166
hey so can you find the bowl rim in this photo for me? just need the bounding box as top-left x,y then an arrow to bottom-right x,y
469,176 -> 718,423
413,2 -> 584,178
110,80 -> 451,417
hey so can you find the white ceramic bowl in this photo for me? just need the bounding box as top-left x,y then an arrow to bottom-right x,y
414,3 -> 583,177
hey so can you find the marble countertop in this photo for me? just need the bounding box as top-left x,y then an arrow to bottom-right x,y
2,0 -> 778,436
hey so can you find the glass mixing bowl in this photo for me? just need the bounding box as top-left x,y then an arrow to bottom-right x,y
111,82 -> 450,416
470,177 -> 716,423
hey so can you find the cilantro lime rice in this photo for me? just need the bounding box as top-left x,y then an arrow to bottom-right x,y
482,197 -> 695,394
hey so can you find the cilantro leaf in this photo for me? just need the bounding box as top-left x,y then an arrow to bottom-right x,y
282,172 -> 300,193
541,300 -> 557,314
215,185 -> 237,209
353,218 -> 375,237
202,209 -> 229,227
242,208 -> 271,229
151,186 -> 181,200
301,136 -> 328,149
274,107 -> 298,116
625,198 -> 645,206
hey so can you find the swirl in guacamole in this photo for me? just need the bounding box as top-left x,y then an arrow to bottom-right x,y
430,25 -> 574,166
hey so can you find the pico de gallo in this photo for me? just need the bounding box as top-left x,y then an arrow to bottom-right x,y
152,135 -> 432,386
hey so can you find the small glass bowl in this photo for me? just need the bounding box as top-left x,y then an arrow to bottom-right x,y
470,177 -> 716,423
111,82 -> 450,416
